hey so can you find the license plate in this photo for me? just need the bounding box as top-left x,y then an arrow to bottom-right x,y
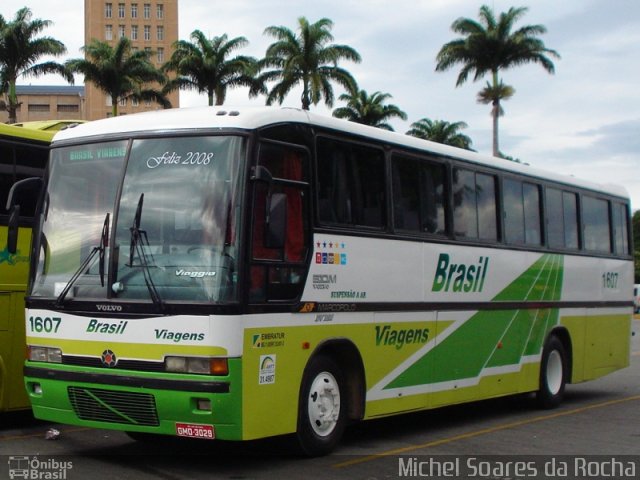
175,422 -> 215,440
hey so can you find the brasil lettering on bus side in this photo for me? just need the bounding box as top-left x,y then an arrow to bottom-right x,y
431,253 -> 489,293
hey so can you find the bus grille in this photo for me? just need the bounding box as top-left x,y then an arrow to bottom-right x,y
68,387 -> 159,426
63,355 -> 165,372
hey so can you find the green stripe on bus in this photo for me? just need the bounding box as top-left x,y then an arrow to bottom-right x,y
385,254 -> 564,389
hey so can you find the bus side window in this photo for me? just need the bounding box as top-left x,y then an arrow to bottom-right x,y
504,179 -> 542,246
583,195 -> 611,253
8,145 -> 48,219
0,144 -> 14,217
392,154 -> 446,235
453,168 -> 497,241
317,137 -> 385,229
612,202 -> 630,255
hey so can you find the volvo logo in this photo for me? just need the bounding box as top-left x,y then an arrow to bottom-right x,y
101,350 -> 118,368
96,304 -> 123,312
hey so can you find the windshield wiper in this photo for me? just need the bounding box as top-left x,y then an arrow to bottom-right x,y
55,213 -> 110,306
128,193 -> 164,309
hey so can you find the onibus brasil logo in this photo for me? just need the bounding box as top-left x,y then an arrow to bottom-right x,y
8,456 -> 73,479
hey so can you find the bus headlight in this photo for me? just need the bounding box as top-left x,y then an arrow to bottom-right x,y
28,346 -> 62,363
165,356 -> 228,375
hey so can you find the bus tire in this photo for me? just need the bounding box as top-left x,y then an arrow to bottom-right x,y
295,355 -> 346,456
536,335 -> 567,409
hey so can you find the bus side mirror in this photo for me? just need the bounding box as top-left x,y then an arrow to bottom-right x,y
7,205 -> 20,254
5,177 -> 43,254
265,193 -> 287,249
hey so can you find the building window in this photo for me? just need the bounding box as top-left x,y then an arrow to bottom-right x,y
57,104 -> 79,113
131,25 -> 138,40
157,4 -> 164,19
144,25 -> 151,41
118,3 -> 125,18
105,95 -> 112,107
105,25 -> 113,40
119,97 -> 127,107
157,26 -> 164,41
157,47 -> 164,63
143,3 -> 151,19
131,3 -> 138,18
28,104 -> 50,112
105,3 -> 112,18
132,98 -> 139,107
119,25 -> 126,38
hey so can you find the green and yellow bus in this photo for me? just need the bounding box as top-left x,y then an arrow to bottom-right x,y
0,123 -> 52,412
13,107 -> 633,454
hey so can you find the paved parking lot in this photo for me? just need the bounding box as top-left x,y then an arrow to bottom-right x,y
1,319 -> 638,479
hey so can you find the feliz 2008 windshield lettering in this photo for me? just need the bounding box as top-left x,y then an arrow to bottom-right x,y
146,151 -> 214,169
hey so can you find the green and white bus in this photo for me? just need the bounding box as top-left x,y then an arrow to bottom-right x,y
0,123 -> 52,412
15,107 -> 633,454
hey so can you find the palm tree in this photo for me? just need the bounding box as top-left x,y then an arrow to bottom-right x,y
406,118 -> 473,150
435,5 -> 559,156
332,86 -> 406,131
66,37 -> 170,117
259,17 -> 361,110
477,79 -> 515,154
163,30 -> 262,106
0,7 -> 73,124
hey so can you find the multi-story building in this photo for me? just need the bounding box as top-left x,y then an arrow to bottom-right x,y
1,1 -> 179,124
0,86 -> 85,124
84,0 -> 179,120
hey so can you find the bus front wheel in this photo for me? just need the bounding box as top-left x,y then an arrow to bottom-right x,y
296,355 -> 346,456
536,335 -> 567,409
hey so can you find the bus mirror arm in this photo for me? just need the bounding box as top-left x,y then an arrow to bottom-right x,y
250,165 -> 273,183
5,177 -> 42,254
7,205 -> 20,254
5,177 -> 43,211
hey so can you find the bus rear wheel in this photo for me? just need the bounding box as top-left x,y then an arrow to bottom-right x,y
536,335 -> 567,409
295,355 -> 346,456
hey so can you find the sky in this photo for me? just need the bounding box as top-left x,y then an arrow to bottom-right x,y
2,0 -> 639,210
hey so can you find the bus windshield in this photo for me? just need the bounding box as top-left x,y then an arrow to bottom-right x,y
32,135 -> 245,304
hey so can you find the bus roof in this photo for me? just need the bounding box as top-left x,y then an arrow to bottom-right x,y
0,122 -> 55,143
12,120 -> 85,132
51,106 -> 629,200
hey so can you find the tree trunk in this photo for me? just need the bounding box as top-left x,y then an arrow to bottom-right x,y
8,81 -> 18,124
491,70 -> 500,157
492,100 -> 500,157
112,95 -> 119,117
301,77 -> 310,110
